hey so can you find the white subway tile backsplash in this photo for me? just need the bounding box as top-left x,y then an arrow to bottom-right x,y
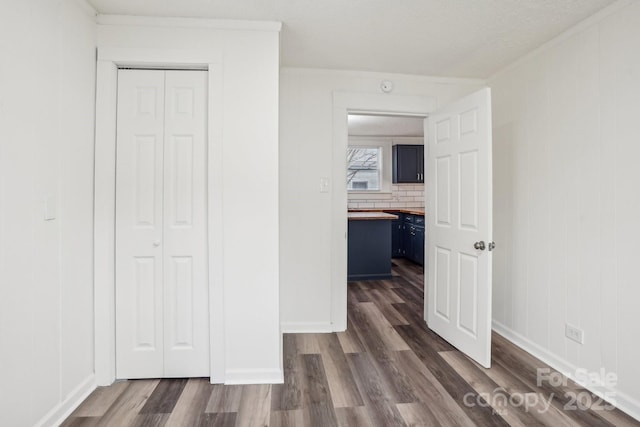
348,183 -> 425,210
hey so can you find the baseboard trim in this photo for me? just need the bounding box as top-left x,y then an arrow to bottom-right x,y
35,374 -> 96,427
224,368 -> 284,385
493,321 -> 640,422
281,322 -> 333,333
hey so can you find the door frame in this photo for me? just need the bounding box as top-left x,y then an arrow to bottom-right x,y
331,92 -> 436,331
94,47 -> 224,385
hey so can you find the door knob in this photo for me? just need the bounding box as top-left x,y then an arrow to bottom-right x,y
473,241 -> 485,250
488,241 -> 496,251
153,240 -> 161,247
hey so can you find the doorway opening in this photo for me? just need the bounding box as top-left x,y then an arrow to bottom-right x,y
345,112 -> 427,327
332,89 -> 493,369
344,111 -> 429,284
330,92 -> 436,333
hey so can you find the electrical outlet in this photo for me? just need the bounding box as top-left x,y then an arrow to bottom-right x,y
565,324 -> 584,344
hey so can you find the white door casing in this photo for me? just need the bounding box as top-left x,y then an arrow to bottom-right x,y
426,88 -> 493,368
115,69 -> 209,378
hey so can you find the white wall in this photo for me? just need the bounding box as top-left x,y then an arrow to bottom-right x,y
490,2 -> 640,419
0,1 -> 97,426
96,17 -> 282,383
279,68 -> 484,331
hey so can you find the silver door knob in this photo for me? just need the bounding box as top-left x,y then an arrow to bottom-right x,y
473,241 -> 485,250
488,241 -> 496,251
153,240 -> 161,247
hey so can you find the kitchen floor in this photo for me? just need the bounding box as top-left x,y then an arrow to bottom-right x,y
61,259 -> 638,426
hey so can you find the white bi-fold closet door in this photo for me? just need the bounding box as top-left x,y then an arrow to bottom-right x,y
115,69 -> 209,379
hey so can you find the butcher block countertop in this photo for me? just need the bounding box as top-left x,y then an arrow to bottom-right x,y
349,207 -> 425,216
347,212 -> 399,221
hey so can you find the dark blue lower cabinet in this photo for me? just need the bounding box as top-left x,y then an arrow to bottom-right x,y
391,213 -> 425,266
348,219 -> 393,281
413,225 -> 425,265
391,217 -> 404,257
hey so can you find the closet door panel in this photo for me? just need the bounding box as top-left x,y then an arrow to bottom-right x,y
163,70 -> 209,377
115,70 -> 165,379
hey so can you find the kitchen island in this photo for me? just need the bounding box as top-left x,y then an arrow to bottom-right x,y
347,211 -> 398,281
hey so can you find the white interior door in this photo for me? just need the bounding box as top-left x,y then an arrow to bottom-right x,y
426,88 -> 493,368
115,69 -> 209,379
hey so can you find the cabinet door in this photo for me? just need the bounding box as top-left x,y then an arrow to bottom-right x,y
413,226 -> 425,265
393,145 -> 422,183
391,217 -> 404,257
403,224 -> 415,260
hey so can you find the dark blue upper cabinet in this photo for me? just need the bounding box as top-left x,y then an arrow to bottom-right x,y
392,144 -> 424,183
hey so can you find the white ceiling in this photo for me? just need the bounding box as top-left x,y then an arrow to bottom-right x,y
87,0 -> 616,78
348,114 -> 424,137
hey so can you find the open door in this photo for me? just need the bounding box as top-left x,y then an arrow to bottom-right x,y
426,88 -> 493,368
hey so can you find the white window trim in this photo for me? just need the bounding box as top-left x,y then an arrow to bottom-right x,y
347,145 -> 383,192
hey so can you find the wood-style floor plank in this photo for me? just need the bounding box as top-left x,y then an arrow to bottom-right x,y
271,335 -> 305,411
60,416 -> 100,427
393,350 -> 476,427
205,384 -> 242,413
336,314 -> 365,354
439,350 -> 543,426
269,409 -> 305,427
334,406 -> 374,427
131,413 -> 168,427
312,333 -> 364,408
394,326 -> 510,426
234,384 -> 271,427
366,286 -> 410,326
300,354 -> 339,426
357,302 -> 410,352
61,258 -> 640,427
69,381 -> 130,417
165,378 -> 213,426
491,333 -> 617,427
475,354 -> 579,427
197,412 -> 237,427
346,352 -> 407,426
396,402 -> 441,426
93,379 -> 160,427
139,378 -> 188,414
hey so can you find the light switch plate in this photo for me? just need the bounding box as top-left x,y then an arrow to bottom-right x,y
44,195 -> 56,221
320,177 -> 330,193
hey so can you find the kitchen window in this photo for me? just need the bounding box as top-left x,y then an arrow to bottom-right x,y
347,146 -> 382,191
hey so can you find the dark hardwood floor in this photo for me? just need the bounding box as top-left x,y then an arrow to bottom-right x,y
62,259 -> 639,426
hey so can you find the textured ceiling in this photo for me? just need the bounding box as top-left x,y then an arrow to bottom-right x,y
349,114 -> 424,137
87,0 -> 617,78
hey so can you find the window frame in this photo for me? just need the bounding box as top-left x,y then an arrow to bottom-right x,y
347,145 -> 383,192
